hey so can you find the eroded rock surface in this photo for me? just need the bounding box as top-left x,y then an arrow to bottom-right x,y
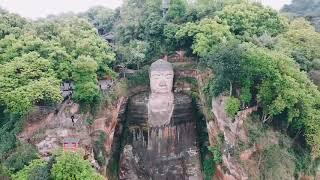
211,96 -> 258,180
18,101 -> 98,167
119,92 -> 202,180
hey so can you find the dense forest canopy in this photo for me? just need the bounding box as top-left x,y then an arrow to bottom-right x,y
0,8 -> 115,179
282,0 -> 320,16
0,12 -> 115,114
0,0 -> 320,179
282,0 -> 320,32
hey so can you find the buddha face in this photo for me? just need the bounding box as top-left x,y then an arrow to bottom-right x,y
150,70 -> 174,94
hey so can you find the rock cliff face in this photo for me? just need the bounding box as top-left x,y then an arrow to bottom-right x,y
18,97 -> 128,177
210,96 -> 257,180
119,92 -> 202,180
18,101 -> 99,167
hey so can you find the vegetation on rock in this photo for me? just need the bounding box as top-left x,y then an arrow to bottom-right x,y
225,97 -> 240,119
51,152 -> 104,180
13,159 -> 49,180
13,152 -> 103,180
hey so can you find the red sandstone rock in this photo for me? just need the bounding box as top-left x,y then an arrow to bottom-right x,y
300,175 -> 314,180
69,103 -> 79,114
240,147 -> 257,161
211,96 -> 258,180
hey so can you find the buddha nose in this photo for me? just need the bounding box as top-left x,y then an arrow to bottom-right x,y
159,80 -> 166,86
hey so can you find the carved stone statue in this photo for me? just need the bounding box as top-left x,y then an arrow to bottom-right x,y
148,59 -> 174,127
119,59 -> 202,180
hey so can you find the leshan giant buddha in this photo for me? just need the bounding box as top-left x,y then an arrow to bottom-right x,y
119,59 -> 202,180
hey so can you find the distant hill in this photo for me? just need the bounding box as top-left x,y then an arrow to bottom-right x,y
282,0 -> 320,31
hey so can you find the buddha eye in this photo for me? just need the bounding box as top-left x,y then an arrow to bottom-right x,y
152,74 -> 161,79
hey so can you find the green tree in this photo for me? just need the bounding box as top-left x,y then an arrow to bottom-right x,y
51,152 -> 104,180
166,0 -> 187,22
115,0 -> 146,44
242,45 -> 320,157
0,52 -> 61,114
33,17 -> 115,78
0,12 -> 28,39
176,18 -> 233,56
219,3 -> 287,39
4,144 -> 38,173
193,0 -> 248,20
116,40 -> 148,70
0,12 -> 115,115
0,111 -> 23,160
225,97 -> 240,118
47,46 -> 73,80
51,17 -> 115,78
142,11 -> 166,59
201,40 -> 320,157
201,40 -> 243,96
276,18 -> 320,71
79,6 -> 117,35
72,56 -> 100,104
163,23 -> 181,53
13,159 -> 49,180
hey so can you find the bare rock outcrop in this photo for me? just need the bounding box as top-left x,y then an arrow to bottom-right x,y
18,100 -> 97,166
90,96 -> 128,169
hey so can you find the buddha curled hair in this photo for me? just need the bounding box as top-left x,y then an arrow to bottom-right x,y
150,59 -> 173,72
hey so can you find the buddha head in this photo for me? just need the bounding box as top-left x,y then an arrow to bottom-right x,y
150,59 -> 174,94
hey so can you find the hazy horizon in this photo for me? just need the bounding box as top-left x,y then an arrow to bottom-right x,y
0,0 -> 292,20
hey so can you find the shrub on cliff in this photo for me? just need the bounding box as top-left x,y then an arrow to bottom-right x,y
225,97 -> 240,119
127,66 -> 150,88
4,144 -> 38,173
13,159 -> 49,180
51,152 -> 103,180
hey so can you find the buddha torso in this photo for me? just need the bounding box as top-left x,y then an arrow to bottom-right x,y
120,92 -> 202,180
127,92 -> 195,127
